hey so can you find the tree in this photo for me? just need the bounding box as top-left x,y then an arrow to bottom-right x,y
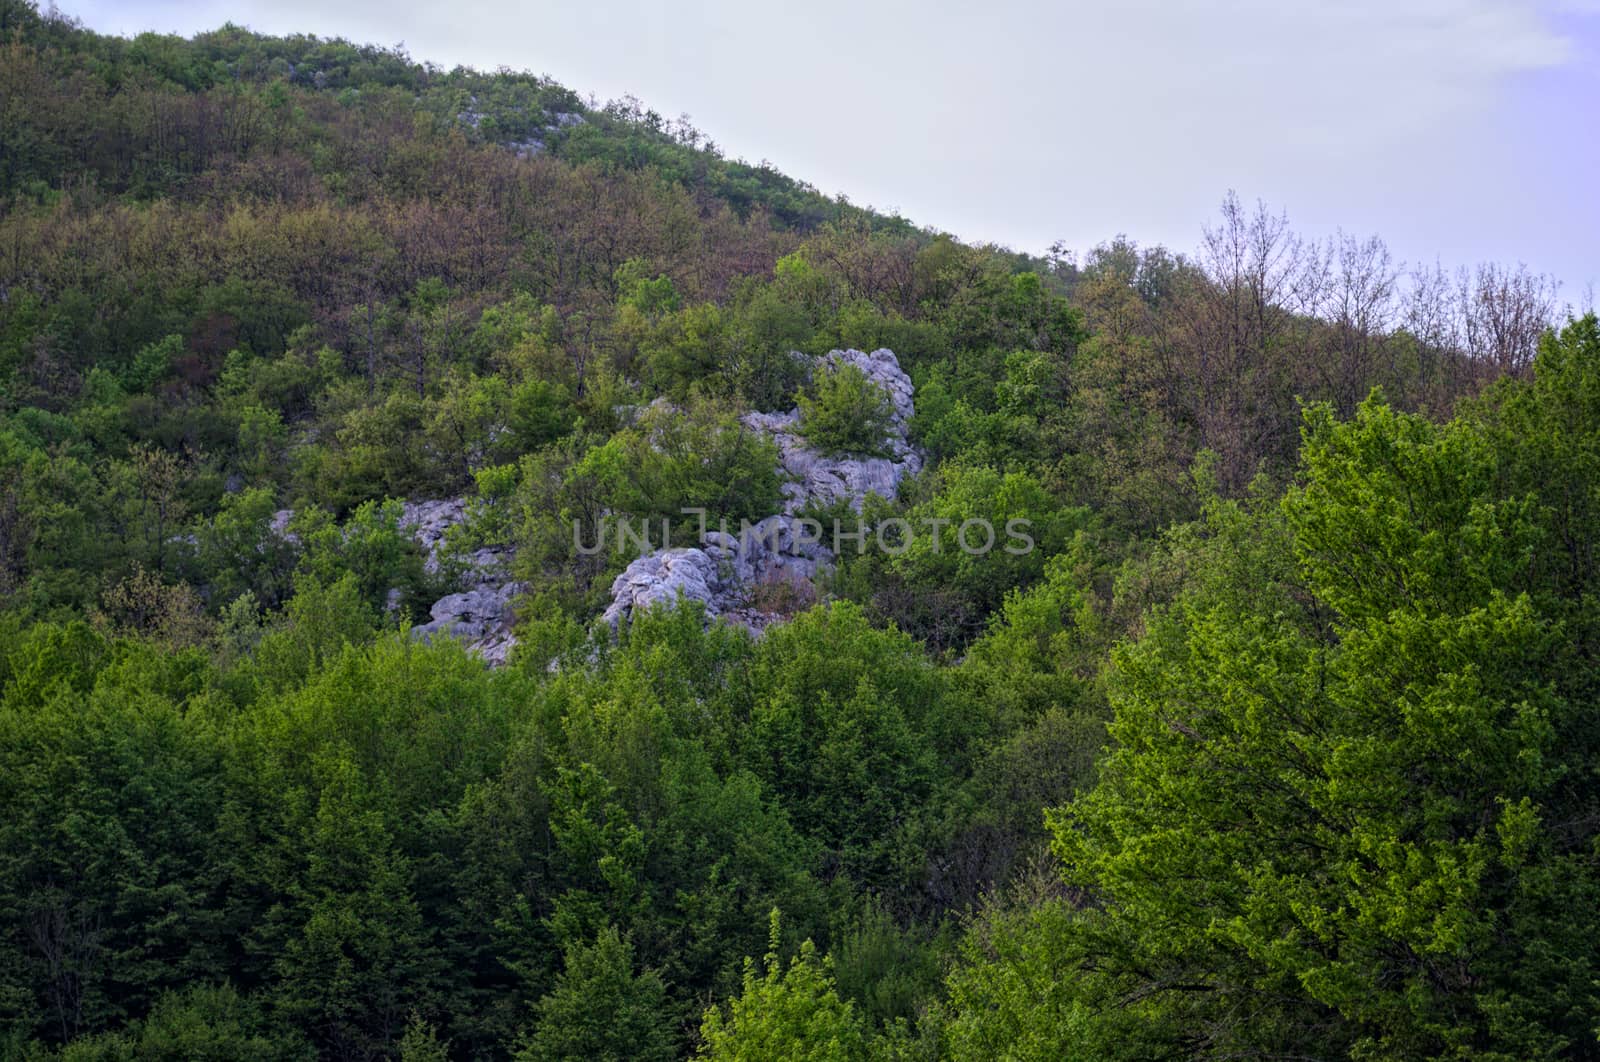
258,751 -> 440,1060
397,1012 -> 449,1062
50,983 -> 300,1061
698,913 -> 869,1062
797,361 -> 895,457
742,603 -> 956,890
516,927 -> 676,1062
291,500 -> 431,618
0,636 -> 226,1047
1033,336 -> 1600,1057
935,891 -> 1164,1062
880,464 -> 1083,649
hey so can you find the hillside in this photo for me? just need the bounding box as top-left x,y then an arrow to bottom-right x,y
2,2 -> 1599,1059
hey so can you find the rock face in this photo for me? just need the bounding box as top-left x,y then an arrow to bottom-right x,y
398,499 -> 512,583
272,349 -> 920,659
601,549 -> 719,624
400,500 -> 524,666
410,582 -> 522,666
399,499 -> 468,564
741,347 -> 922,514
603,348 -> 920,631
600,513 -> 833,632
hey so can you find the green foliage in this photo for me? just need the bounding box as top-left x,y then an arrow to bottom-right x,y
52,983 -> 301,1061
827,903 -> 941,1030
934,895 -> 1161,1062
1017,320 -> 1600,1059
0,636 -> 224,1045
397,1013 -> 449,1062
0,7 -> 1584,1057
517,927 -> 676,1062
503,402 -> 782,606
291,500 -> 432,618
846,463 -> 1085,650
195,488 -> 298,611
798,361 -> 895,457
123,335 -> 183,392
698,913 -> 870,1062
741,602 -> 962,890
587,400 -> 783,527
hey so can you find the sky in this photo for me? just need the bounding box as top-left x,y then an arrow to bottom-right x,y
63,0 -> 1600,302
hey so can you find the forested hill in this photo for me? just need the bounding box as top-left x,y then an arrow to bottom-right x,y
4,1 -> 1600,1059
0,0 -> 965,242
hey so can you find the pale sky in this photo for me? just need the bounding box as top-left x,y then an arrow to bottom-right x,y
64,0 -> 1600,301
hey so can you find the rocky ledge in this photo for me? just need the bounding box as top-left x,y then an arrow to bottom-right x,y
742,347 -> 921,514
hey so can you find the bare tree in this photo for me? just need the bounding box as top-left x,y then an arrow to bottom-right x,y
1319,231 -> 1399,413
27,900 -> 103,1043
0,479 -> 31,603
1400,259 -> 1469,412
1462,262 -> 1559,375
1180,192 -> 1313,488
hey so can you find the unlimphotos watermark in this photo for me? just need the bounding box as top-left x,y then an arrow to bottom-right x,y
575,508 -> 1034,557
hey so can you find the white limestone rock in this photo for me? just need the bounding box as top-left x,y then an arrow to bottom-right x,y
397,499 -> 525,662
411,581 -> 525,667
398,498 -> 468,565
270,497 -> 522,664
604,350 -> 923,631
600,548 -> 722,628
741,348 -> 923,514
600,513 -> 840,631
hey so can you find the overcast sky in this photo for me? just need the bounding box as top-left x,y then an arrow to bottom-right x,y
64,0 -> 1599,301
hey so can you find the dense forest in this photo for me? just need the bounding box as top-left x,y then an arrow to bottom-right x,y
2,1 -> 1598,1057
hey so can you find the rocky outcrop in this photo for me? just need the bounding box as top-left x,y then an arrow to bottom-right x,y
399,499 -> 468,562
602,549 -> 719,624
399,500 -> 523,665
265,499 -> 522,664
603,348 -> 921,631
600,513 -> 833,633
398,499 -> 511,582
410,581 -> 522,666
273,349 -> 920,657
741,347 -> 922,514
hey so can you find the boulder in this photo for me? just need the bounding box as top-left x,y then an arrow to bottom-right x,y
599,515 -> 832,633
600,548 -> 721,627
412,581 -> 524,667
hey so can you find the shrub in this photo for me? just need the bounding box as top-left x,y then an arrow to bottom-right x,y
797,362 -> 894,457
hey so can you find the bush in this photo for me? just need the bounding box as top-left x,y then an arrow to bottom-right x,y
797,362 -> 894,457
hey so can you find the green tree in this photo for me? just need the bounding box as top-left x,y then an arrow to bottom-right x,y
292,500 -> 431,618
878,464 -> 1083,648
1033,342 -> 1600,1058
0,635 -> 225,1046
742,603 -> 959,890
517,927 -> 676,1062
798,361 -> 895,457
698,913 -> 869,1062
53,983 -> 300,1062
260,751 -> 440,1059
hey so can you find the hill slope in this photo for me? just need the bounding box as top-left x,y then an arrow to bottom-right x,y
2,4 -> 1596,1060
